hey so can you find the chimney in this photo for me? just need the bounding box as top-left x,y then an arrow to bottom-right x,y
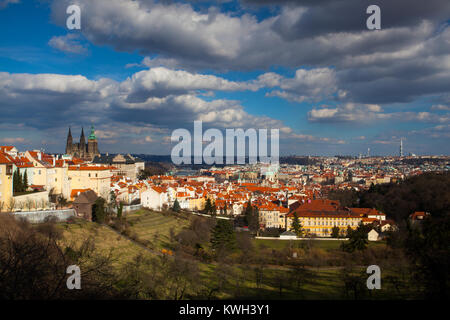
37,152 -> 42,161
53,157 -> 55,166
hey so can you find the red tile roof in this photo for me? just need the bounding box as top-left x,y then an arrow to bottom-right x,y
0,152 -> 14,164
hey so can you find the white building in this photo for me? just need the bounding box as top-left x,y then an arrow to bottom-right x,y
368,229 -> 381,241
141,186 -> 169,211
280,231 -> 297,240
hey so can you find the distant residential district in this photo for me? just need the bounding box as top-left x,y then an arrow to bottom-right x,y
0,137 -> 447,238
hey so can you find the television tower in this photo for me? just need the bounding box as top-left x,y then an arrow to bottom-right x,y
367,147 -> 370,158
399,138 -> 403,157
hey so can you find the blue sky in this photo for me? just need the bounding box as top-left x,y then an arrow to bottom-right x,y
0,0 -> 449,156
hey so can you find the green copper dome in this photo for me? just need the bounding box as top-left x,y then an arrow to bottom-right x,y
88,125 -> 97,140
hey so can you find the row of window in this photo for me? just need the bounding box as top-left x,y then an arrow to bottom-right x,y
304,221 -> 356,226
301,217 -> 356,221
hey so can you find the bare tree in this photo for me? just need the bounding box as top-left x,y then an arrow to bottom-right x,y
339,265 -> 367,300
204,262 -> 232,299
253,260 -> 265,290
7,198 -> 15,212
26,199 -> 34,211
288,262 -> 311,298
271,270 -> 290,297
0,213 -> 123,299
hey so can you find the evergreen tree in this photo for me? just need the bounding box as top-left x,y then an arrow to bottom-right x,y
211,201 -> 217,216
23,169 -> 28,191
172,199 -> 181,212
204,198 -> 212,214
17,170 -> 23,192
331,226 -> 340,238
210,219 -> 236,252
291,212 -> 303,237
244,199 -> 253,226
250,205 -> 260,234
345,226 -> 353,238
117,202 -> 124,219
341,224 -> 369,252
13,170 -> 19,193
224,202 -> 228,215
92,197 -> 107,223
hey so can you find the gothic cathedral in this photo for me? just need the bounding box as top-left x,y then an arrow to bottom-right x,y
65,125 -> 100,160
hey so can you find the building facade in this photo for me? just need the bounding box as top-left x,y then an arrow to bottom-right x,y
0,152 -> 14,210
68,165 -> 112,200
92,153 -> 144,180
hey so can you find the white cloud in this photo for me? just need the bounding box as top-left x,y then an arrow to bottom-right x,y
308,103 -> 450,123
260,68 -> 338,102
431,104 -> 450,111
48,34 -> 88,55
0,137 -> 25,143
120,67 -> 256,101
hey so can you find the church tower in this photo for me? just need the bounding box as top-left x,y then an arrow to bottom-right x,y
87,125 -> 100,159
79,127 -> 86,158
65,127 -> 73,154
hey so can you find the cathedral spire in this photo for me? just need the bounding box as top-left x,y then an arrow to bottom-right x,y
65,126 -> 73,154
80,127 -> 86,157
80,127 -> 85,143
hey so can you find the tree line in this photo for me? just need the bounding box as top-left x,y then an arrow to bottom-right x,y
13,169 -> 29,193
329,172 -> 450,222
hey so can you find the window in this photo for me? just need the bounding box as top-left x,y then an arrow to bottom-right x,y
88,173 -> 91,177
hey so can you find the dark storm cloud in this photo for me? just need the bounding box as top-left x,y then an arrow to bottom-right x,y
0,69 -> 288,133
4,0 -> 447,145
246,0 -> 450,40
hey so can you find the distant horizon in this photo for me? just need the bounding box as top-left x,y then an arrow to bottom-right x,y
24,149 -> 450,159
1,1 -> 449,157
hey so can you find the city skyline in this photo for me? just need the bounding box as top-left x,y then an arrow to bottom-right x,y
0,0 -> 449,156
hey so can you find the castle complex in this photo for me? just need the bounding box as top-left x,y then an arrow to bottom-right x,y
65,125 -> 100,160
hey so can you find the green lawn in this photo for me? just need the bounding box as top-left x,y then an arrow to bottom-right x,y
199,264 -> 411,300
57,214 -> 410,299
253,238 -> 386,251
126,209 -> 190,250
57,217 -> 153,267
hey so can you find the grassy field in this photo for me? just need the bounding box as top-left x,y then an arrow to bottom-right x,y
253,238 -> 386,251
58,217 -> 153,267
200,264 -> 409,300
56,213 -> 410,299
125,209 -> 190,250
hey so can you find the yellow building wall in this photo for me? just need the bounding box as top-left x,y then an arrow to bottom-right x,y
0,164 -> 13,210
68,169 -> 112,200
31,166 -> 47,187
189,197 -> 205,211
286,216 -> 361,237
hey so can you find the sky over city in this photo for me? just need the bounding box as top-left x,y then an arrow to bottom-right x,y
0,0 -> 449,156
